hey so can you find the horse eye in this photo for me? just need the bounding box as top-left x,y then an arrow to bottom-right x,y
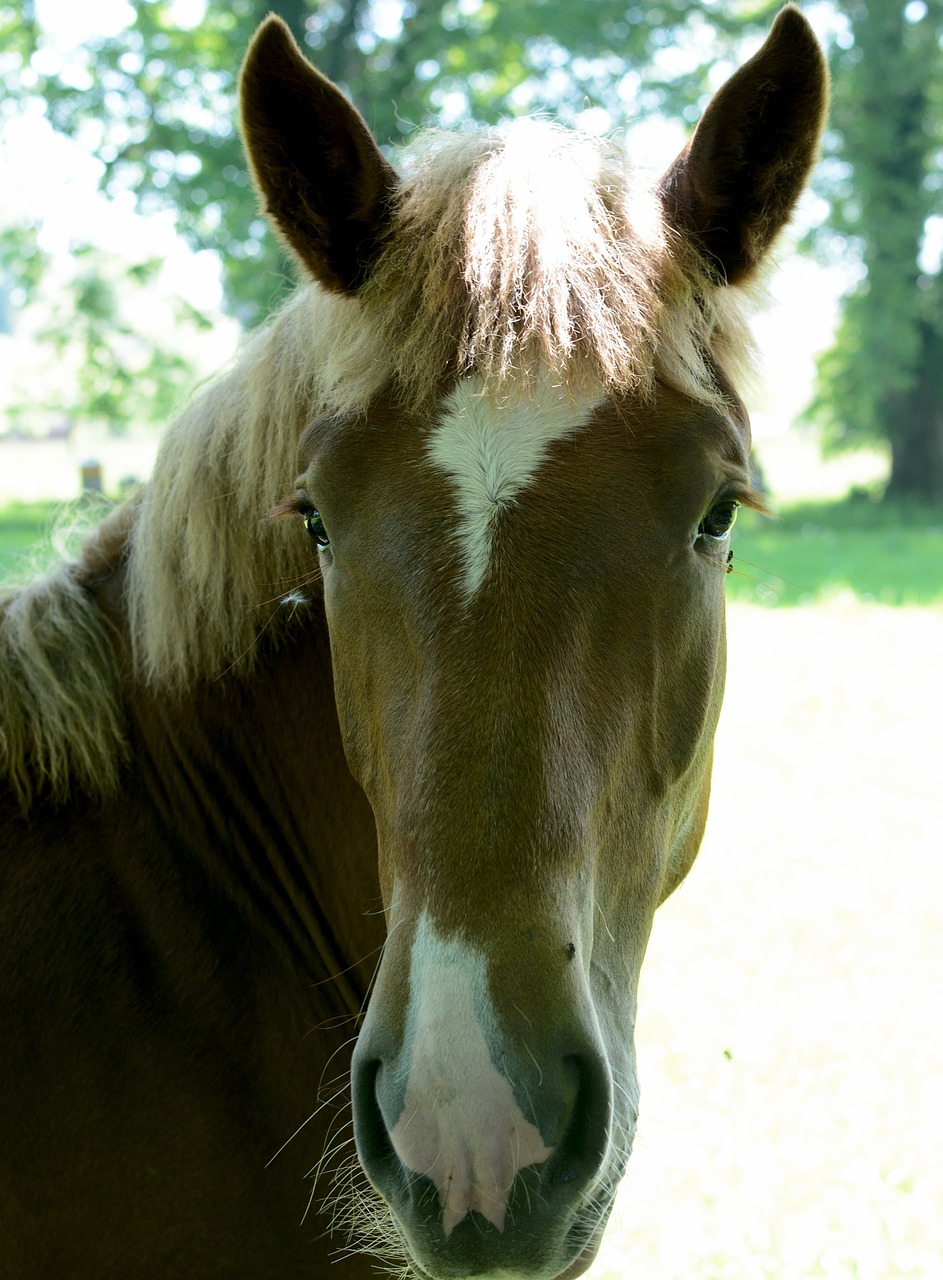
698,499 -> 740,542
303,507 -> 330,550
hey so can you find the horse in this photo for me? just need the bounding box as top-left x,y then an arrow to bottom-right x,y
0,8 -> 826,1278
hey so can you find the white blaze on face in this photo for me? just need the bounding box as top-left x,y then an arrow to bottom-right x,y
427,377 -> 600,595
388,913 -> 553,1236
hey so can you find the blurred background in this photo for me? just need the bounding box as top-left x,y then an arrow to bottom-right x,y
1,2 -> 940,1278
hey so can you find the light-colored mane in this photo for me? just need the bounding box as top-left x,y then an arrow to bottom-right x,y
365,123 -> 757,409
0,120 -> 759,810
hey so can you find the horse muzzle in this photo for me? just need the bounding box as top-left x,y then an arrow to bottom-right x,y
352,1040 -> 620,1279
349,913 -> 629,1279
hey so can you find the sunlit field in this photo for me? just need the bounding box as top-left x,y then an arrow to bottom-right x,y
596,602 -> 943,1280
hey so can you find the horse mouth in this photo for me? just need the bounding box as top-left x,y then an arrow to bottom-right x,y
392,1183 -> 615,1280
405,1230 -> 605,1280
551,1222 -> 606,1280
548,1188 -> 614,1280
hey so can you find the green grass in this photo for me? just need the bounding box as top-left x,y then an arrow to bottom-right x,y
727,496 -> 943,607
0,501 -> 61,584
0,498 -> 111,586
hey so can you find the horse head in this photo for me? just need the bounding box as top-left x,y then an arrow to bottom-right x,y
240,10 -> 827,1277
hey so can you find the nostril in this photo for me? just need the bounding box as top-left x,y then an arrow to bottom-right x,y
351,1056 -> 402,1198
544,1053 -> 612,1191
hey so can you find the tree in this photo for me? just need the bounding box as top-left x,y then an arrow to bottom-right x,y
814,0 -> 943,500
11,0 -> 763,327
0,236 -> 226,438
1,2 -> 234,436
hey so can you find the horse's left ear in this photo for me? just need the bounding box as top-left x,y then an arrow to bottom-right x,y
239,15 -> 398,294
658,4 -> 828,285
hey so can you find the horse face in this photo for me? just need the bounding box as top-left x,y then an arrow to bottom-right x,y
293,377 -> 752,1276
242,7 -> 826,1276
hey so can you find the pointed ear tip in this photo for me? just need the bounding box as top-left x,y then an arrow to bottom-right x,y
768,5 -> 830,116
771,4 -> 815,35
255,12 -> 293,40
771,4 -> 827,62
241,14 -> 313,104
244,13 -> 300,67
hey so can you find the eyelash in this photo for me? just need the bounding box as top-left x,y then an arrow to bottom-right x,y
272,491 -> 330,550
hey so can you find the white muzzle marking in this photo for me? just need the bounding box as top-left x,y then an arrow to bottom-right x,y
388,913 -> 553,1235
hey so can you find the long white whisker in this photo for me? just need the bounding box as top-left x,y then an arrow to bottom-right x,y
265,1079 -> 352,1168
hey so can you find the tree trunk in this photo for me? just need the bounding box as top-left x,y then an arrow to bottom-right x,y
817,0 -> 943,504
884,320 -> 943,502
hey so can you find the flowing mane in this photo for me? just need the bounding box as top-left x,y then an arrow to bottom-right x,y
0,120 -> 760,811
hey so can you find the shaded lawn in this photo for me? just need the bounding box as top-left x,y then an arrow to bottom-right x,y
728,499 -> 943,607
0,501 -> 59,579
0,498 -> 106,586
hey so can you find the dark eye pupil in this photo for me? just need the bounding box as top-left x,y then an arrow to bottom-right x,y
700,500 -> 739,541
303,508 -> 330,549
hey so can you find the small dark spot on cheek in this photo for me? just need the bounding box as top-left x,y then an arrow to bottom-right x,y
565,942 -> 577,961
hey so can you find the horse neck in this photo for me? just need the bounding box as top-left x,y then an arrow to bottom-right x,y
112,582 -> 382,1010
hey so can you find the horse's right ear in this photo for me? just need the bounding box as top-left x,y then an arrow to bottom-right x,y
239,15 -> 398,294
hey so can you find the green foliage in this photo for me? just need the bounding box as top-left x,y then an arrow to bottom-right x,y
0,1 -> 39,77
2,243 -> 216,436
46,250 -> 194,430
26,0 -> 284,325
0,224 -> 48,300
